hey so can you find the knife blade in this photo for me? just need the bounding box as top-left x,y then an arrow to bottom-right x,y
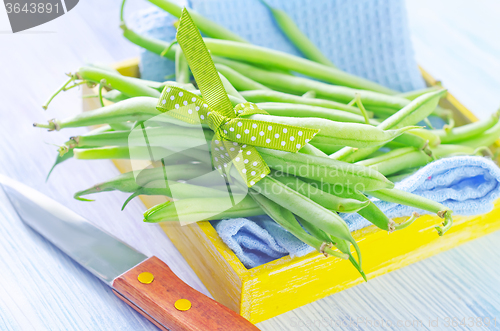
0,175 -> 259,331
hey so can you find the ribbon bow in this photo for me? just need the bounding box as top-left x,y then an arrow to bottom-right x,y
156,9 -> 319,187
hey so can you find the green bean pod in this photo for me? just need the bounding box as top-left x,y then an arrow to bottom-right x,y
458,118 -> 500,149
215,57 -> 406,108
249,192 -> 348,259
331,89 -> 446,162
405,129 -> 441,147
73,164 -> 208,200
103,90 -> 130,103
47,149 -> 74,181
431,144 -> 476,158
391,132 -> 429,149
257,147 -> 394,191
240,90 -> 365,116
215,64 -> 271,91
301,178 -> 416,232
175,48 -> 191,84
250,114 -> 413,148
73,146 -> 211,165
143,195 -> 263,223
69,127 -> 213,149
397,86 -> 444,101
259,0 -> 335,67
271,174 -> 370,213
256,102 -> 378,124
434,112 -> 500,144
77,66 -> 161,98
309,143 -> 342,155
356,147 -> 432,177
368,188 -> 453,235
298,144 -> 328,157
251,176 -> 362,267
34,97 -> 160,130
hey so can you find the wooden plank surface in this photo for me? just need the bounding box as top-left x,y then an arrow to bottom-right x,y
0,0 -> 499,330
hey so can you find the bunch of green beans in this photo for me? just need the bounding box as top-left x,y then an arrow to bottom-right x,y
35,2 -> 500,279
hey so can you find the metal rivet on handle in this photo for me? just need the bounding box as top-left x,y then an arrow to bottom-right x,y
174,299 -> 192,311
138,272 -> 154,284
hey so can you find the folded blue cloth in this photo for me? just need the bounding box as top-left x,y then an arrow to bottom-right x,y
212,216 -> 313,268
134,0 -> 425,91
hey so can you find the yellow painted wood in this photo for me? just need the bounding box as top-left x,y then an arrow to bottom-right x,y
84,59 -> 500,324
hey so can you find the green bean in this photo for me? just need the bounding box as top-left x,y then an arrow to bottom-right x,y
127,180 -> 232,210
122,25 -> 177,60
108,122 -> 133,131
146,0 -> 248,43
215,58 -> 406,108
356,147 -> 431,176
215,64 -> 271,91
376,90 -> 447,130
249,192 -> 348,259
309,143 -> 342,155
368,188 -> 453,235
433,112 -> 500,144
300,178 -> 415,232
73,163 -> 208,200
458,118 -> 500,149
256,102 -> 378,124
175,48 -> 191,84
256,147 -> 394,191
240,90 -> 366,116
298,143 -> 328,157
391,132 -> 429,150
72,146 -> 210,165
103,90 -> 129,103
34,97 -> 162,131
406,129 -> 441,147
331,89 -> 446,162
250,114 -> 414,148
259,0 -> 335,68
431,144 -> 476,158
46,149 -> 74,181
295,214 -> 366,278
397,85 -> 444,101
77,67 -> 161,98
143,195 -> 264,223
216,73 -> 246,103
302,91 -> 316,98
271,174 -> 369,213
360,105 -> 401,116
69,127 -> 213,149
204,40 -> 395,94
251,176 -> 362,267
48,125 -> 114,178
356,144 -> 476,178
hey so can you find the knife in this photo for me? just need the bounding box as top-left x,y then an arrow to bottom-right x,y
0,175 -> 259,331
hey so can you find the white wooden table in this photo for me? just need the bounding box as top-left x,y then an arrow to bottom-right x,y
0,0 -> 499,330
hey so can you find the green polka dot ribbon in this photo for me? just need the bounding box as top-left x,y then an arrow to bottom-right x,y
155,8 -> 319,187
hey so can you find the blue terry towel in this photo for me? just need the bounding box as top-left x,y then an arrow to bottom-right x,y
133,0 -> 425,91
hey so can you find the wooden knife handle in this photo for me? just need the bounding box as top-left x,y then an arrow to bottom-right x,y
112,256 -> 259,331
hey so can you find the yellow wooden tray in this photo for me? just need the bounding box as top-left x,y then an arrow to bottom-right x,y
82,58 -> 500,324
